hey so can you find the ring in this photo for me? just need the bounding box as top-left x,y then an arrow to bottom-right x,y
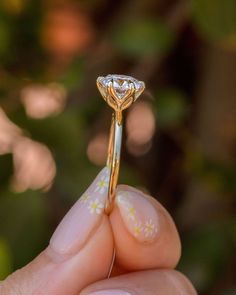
97,74 -> 145,214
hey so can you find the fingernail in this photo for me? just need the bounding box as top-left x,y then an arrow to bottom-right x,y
89,290 -> 132,295
50,167 -> 110,255
116,187 -> 159,243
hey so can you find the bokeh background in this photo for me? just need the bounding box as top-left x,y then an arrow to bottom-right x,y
0,0 -> 236,294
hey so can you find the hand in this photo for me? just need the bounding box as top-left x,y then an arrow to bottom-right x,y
0,167 -> 197,295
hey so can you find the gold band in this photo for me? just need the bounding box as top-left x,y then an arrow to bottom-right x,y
105,111 -> 122,213
96,74 -> 145,214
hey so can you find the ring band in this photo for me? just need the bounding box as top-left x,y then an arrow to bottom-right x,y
97,74 -> 145,214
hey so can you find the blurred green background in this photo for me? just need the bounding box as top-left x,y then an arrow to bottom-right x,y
0,0 -> 236,294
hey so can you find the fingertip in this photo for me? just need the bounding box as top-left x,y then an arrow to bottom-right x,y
164,270 -> 198,295
110,185 -> 181,271
115,186 -> 159,243
1,167 -> 115,295
80,269 -> 197,295
4,216 -> 114,295
50,166 -> 110,255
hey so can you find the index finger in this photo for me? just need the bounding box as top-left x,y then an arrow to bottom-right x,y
110,185 -> 181,272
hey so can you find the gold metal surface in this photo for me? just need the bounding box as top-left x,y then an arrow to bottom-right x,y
96,75 -> 145,214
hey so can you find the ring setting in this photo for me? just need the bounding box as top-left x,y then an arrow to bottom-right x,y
96,74 -> 145,214
97,74 -> 145,116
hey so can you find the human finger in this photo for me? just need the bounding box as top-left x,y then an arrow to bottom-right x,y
80,269 -> 197,295
109,185 -> 181,271
0,168 -> 114,295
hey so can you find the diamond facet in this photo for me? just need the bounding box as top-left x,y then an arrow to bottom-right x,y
98,74 -> 145,100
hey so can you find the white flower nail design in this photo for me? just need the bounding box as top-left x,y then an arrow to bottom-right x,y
127,206 -> 136,220
80,193 -> 91,204
94,175 -> 109,194
88,198 -> 104,214
144,219 -> 157,237
133,222 -> 143,236
117,193 -> 136,220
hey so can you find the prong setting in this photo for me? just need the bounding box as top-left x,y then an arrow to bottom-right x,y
97,74 -> 145,112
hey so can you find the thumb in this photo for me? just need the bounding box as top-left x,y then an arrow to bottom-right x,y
0,167 -> 114,295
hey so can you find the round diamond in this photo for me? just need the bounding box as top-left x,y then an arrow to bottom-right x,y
98,74 -> 145,100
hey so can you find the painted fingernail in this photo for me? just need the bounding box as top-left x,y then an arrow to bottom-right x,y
50,167 -> 110,255
116,187 -> 159,243
89,290 -> 132,295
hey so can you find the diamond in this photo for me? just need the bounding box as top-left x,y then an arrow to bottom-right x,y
98,74 -> 145,100
113,79 -> 129,99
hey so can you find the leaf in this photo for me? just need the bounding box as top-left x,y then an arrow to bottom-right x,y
192,0 -> 236,48
0,238 -> 12,279
154,88 -> 188,128
59,58 -> 84,90
178,222 -> 235,292
111,19 -> 174,57
0,190 -> 48,269
0,18 -> 11,57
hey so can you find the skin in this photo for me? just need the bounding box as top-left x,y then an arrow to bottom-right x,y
0,184 -> 197,295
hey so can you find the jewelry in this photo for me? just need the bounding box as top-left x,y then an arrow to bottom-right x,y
97,74 -> 145,214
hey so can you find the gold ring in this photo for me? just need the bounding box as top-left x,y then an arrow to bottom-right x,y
97,74 -> 145,214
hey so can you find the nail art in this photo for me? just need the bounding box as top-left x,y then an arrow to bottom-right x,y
94,174 -> 109,194
79,193 -> 91,204
88,198 -> 104,215
50,166 -> 110,255
116,189 -> 159,242
144,219 -> 157,237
